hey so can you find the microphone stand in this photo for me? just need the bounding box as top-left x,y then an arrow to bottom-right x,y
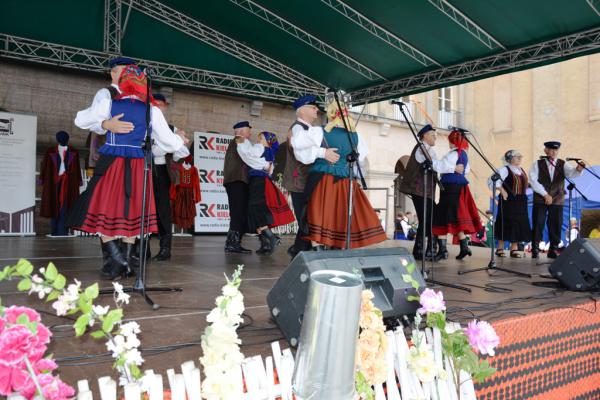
456,130 -> 531,278
393,102 -> 470,292
331,91 -> 367,249
571,160 -> 600,181
547,158 -> 588,246
99,69 -> 182,309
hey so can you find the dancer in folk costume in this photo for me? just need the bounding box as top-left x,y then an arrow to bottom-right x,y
68,63 -> 189,280
295,96 -> 387,250
238,131 -> 295,254
432,130 -> 483,260
170,154 -> 201,230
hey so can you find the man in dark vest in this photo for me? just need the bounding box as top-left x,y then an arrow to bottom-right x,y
399,124 -> 464,260
223,121 -> 253,253
529,141 -> 585,259
283,95 -> 338,258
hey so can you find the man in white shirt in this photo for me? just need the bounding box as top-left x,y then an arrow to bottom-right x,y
529,141 -> 585,258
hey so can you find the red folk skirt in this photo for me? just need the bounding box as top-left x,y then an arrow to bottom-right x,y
172,187 -> 197,229
264,178 -> 295,228
247,176 -> 295,231
67,156 -> 158,237
432,183 -> 482,236
304,174 -> 387,249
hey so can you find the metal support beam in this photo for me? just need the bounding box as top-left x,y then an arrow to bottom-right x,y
0,34 -> 313,103
427,0 -> 505,50
350,26 -> 600,104
103,0 -> 122,54
586,0 -> 600,17
320,0 -> 440,67
229,0 -> 386,81
128,0 -> 324,90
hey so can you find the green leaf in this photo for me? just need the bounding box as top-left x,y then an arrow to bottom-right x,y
402,274 -> 413,284
0,266 -> 12,280
46,291 -> 60,302
78,296 -> 92,314
17,277 -> 31,291
16,313 -> 30,325
53,274 -> 66,290
407,295 -> 420,302
84,283 -> 99,300
102,309 -> 123,333
130,364 -> 142,379
407,263 -> 416,274
74,314 -> 90,337
45,263 -> 58,281
15,259 -> 34,276
90,330 -> 106,339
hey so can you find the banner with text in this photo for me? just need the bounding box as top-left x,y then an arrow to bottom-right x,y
194,132 -> 231,233
0,112 -> 37,235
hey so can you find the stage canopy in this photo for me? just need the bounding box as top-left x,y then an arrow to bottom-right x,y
2,0 -> 600,104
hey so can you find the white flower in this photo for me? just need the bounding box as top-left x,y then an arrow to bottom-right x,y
52,297 -> 74,316
124,348 -> 144,366
92,304 -> 110,316
106,334 -> 126,357
29,274 -> 52,299
112,282 -> 130,305
120,321 -> 141,337
407,342 -> 439,383
222,284 -> 238,297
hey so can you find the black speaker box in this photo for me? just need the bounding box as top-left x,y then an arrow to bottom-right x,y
548,238 -> 600,291
266,247 -> 425,346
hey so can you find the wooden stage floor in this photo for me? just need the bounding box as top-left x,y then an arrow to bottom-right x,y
0,235 -> 597,391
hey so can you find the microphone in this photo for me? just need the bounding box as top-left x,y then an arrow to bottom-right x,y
566,157 -> 583,162
539,156 -> 549,160
448,126 -> 470,134
390,100 -> 405,106
143,67 -> 153,77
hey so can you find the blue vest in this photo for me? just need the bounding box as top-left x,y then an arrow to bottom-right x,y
99,99 -> 148,158
440,150 -> 469,185
249,146 -> 276,178
310,127 -> 359,178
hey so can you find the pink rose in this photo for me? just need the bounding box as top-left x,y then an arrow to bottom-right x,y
0,325 -> 35,366
34,358 -> 58,373
0,318 -> 5,333
0,364 -> 31,395
3,306 -> 41,324
21,373 -> 75,400
27,323 -> 51,363
464,320 -> 500,356
417,288 -> 446,314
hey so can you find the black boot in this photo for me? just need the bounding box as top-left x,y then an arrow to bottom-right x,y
256,228 -> 280,255
312,244 -> 326,251
225,231 -> 252,254
121,242 -> 137,277
153,234 -> 172,261
531,242 -> 539,259
456,238 -> 472,260
101,239 -> 113,278
547,246 -> 558,259
412,236 -> 423,261
134,237 -> 151,260
424,238 -> 435,261
434,238 -> 448,261
238,233 -> 252,253
101,240 -> 128,280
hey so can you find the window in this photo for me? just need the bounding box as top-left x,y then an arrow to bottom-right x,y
438,88 -> 452,112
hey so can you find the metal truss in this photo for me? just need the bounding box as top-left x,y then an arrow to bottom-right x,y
320,0 -> 440,67
229,0 -> 385,81
350,26 -> 600,104
103,0 -> 122,54
427,0 -> 505,50
0,34 -> 313,103
128,0 -> 323,90
586,0 -> 600,17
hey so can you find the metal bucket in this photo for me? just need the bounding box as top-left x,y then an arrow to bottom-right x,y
292,269 -> 363,400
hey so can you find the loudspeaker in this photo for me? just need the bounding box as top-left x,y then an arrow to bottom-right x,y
548,238 -> 600,291
266,247 -> 425,346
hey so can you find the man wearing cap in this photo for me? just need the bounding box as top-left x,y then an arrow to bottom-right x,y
150,93 -> 187,261
283,94 -> 339,258
529,141 -> 585,258
222,121 -> 258,253
399,124 -> 464,260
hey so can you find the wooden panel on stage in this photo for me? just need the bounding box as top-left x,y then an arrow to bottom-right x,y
1,236 -> 599,399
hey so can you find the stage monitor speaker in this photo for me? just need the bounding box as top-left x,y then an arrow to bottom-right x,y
548,238 -> 600,291
266,247 -> 425,346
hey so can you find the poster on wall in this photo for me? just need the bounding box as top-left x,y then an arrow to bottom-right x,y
194,132 -> 232,233
0,112 -> 37,236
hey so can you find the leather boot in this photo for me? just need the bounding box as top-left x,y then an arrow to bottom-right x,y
412,236 -> 423,261
238,233 -> 252,253
101,240 -> 128,280
456,238 -> 472,260
312,244 -> 326,251
101,239 -> 113,277
434,238 -> 448,261
134,237 -> 151,260
531,242 -> 539,259
424,238 -> 435,261
256,228 -> 280,255
225,231 -> 252,254
121,242 -> 137,277
153,234 -> 172,261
